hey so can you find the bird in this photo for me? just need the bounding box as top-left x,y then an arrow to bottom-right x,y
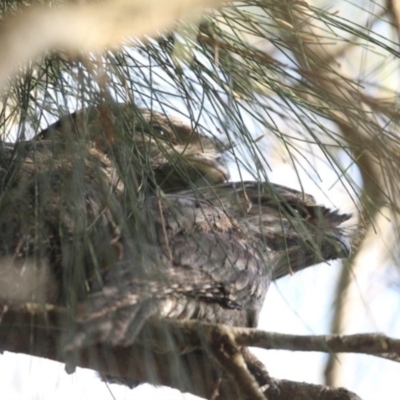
58,178 -> 350,398
0,107 -> 351,397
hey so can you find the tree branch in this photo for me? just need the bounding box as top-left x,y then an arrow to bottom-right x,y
0,303 -> 387,399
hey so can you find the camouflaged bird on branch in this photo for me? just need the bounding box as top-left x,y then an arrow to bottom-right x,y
0,104 -> 351,400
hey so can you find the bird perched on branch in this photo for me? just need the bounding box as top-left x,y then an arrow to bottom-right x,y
0,106 -> 351,398
60,178 -> 350,397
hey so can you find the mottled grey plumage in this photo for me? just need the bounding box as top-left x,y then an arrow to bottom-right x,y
68,181 -> 350,351
0,106 -> 231,311
0,107 -> 351,392
186,182 -> 351,280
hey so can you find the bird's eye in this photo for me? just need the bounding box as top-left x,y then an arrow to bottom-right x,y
150,125 -> 176,143
152,125 -> 166,137
282,203 -> 311,220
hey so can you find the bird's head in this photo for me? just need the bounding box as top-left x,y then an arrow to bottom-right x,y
191,182 -> 352,280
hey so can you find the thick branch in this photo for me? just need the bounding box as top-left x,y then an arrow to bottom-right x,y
0,304 -> 383,400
